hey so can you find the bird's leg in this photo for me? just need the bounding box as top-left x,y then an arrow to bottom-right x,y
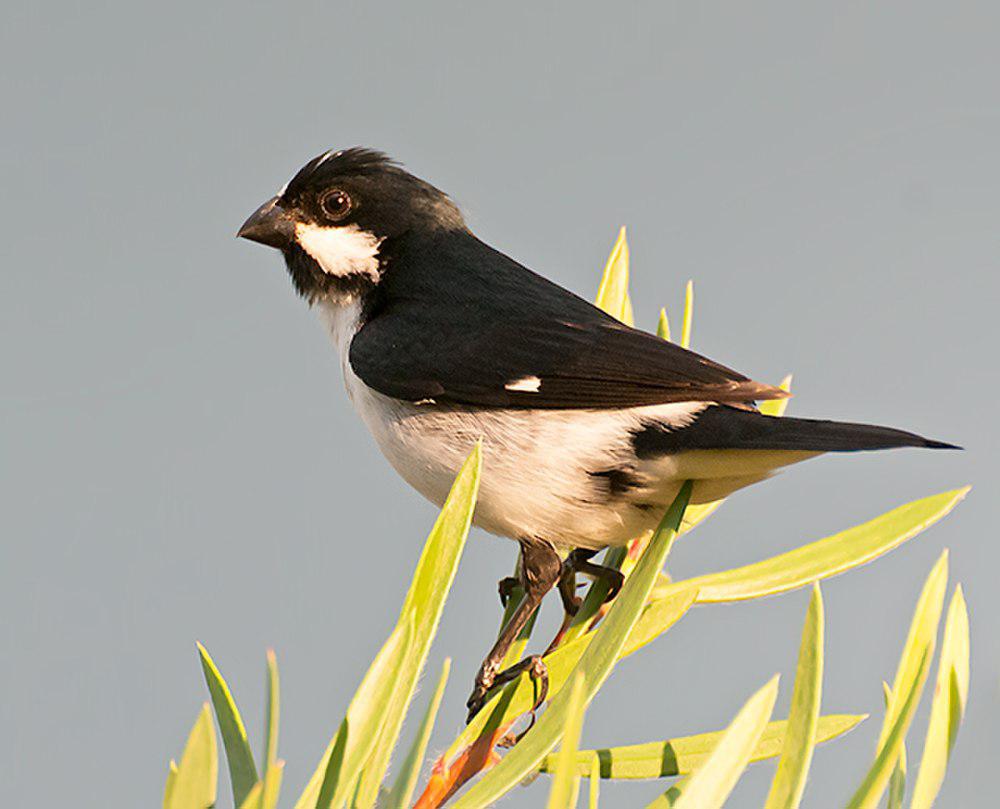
466,538 -> 561,723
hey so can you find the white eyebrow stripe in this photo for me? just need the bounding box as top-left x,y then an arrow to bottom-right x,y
504,375 -> 542,392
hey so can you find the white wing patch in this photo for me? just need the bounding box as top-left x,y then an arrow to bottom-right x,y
504,375 -> 542,393
295,223 -> 383,280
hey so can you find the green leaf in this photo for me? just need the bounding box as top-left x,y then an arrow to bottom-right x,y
879,551 -> 949,751
168,704 -> 218,809
383,658 -> 451,809
910,584 -> 970,809
450,482 -> 693,809
844,651 -> 931,809
667,676 -> 780,809
197,643 -> 258,808
352,444 -> 481,807
239,781 -> 263,809
295,614 -> 414,809
265,763 -> 284,809
238,763 -> 284,809
540,714 -> 865,779
546,673 -> 588,809
675,489 -> 967,603
680,280 -> 693,348
657,308 -> 671,341
162,760 -> 178,809
846,554 -> 946,809
888,762 -> 906,809
588,753 -> 600,809
764,583 -> 824,809
595,227 -> 630,322
881,684 -> 907,809
262,649 -> 280,807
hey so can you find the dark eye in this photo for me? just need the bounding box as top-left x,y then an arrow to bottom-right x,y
320,189 -> 352,221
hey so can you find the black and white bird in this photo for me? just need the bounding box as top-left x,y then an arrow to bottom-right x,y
238,147 -> 956,719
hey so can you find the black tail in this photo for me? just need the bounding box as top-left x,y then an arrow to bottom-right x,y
632,405 -> 961,458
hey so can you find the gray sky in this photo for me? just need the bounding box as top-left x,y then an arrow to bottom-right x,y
1,2 -> 996,806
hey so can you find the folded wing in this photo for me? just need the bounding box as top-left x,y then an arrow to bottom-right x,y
349,233 -> 788,410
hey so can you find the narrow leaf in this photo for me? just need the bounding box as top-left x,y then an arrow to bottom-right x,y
680,280 -> 693,348
297,615 -> 414,809
383,658 -> 451,809
910,584 -> 970,809
198,643 -> 258,807
879,551 -> 949,751
450,483 -> 692,809
595,227 -> 630,322
546,673 -> 588,809
623,294 -> 635,327
657,308 -> 671,341
162,760 -> 178,809
238,764 -> 284,809
881,684 -> 907,809
669,676 -> 780,809
541,714 -> 865,779
262,649 -> 280,804
352,446 -> 481,808
764,583 -> 824,809
239,781 -> 263,809
588,754 -> 600,809
845,651 -> 931,809
677,489 -> 967,603
265,763 -> 284,809
168,704 -> 218,809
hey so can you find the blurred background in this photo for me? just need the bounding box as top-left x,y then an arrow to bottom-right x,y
1,2 -> 996,806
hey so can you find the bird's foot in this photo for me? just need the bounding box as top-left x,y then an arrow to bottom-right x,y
466,654 -> 549,726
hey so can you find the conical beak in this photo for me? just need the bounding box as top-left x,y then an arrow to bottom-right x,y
238,197 -> 295,249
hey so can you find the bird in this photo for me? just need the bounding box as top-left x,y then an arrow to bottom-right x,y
238,147 -> 957,721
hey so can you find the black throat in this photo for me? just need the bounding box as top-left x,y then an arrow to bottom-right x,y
283,243 -> 381,304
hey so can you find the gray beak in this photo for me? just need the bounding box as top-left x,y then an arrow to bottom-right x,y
237,197 -> 295,249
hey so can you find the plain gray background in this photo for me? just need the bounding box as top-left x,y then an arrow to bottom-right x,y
1,2 -> 996,806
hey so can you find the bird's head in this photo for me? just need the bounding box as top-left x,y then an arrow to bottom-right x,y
238,147 -> 463,302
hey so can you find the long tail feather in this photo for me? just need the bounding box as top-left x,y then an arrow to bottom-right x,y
633,406 -> 960,457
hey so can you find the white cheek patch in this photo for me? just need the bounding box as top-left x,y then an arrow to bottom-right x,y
295,223 -> 383,281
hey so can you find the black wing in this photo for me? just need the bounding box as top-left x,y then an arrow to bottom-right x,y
349,232 -> 787,409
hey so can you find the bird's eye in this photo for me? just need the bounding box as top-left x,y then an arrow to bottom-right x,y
320,189 -> 352,221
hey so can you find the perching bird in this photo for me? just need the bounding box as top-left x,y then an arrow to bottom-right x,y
238,147 -> 956,720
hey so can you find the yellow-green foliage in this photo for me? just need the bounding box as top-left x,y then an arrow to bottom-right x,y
165,231 -> 970,808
